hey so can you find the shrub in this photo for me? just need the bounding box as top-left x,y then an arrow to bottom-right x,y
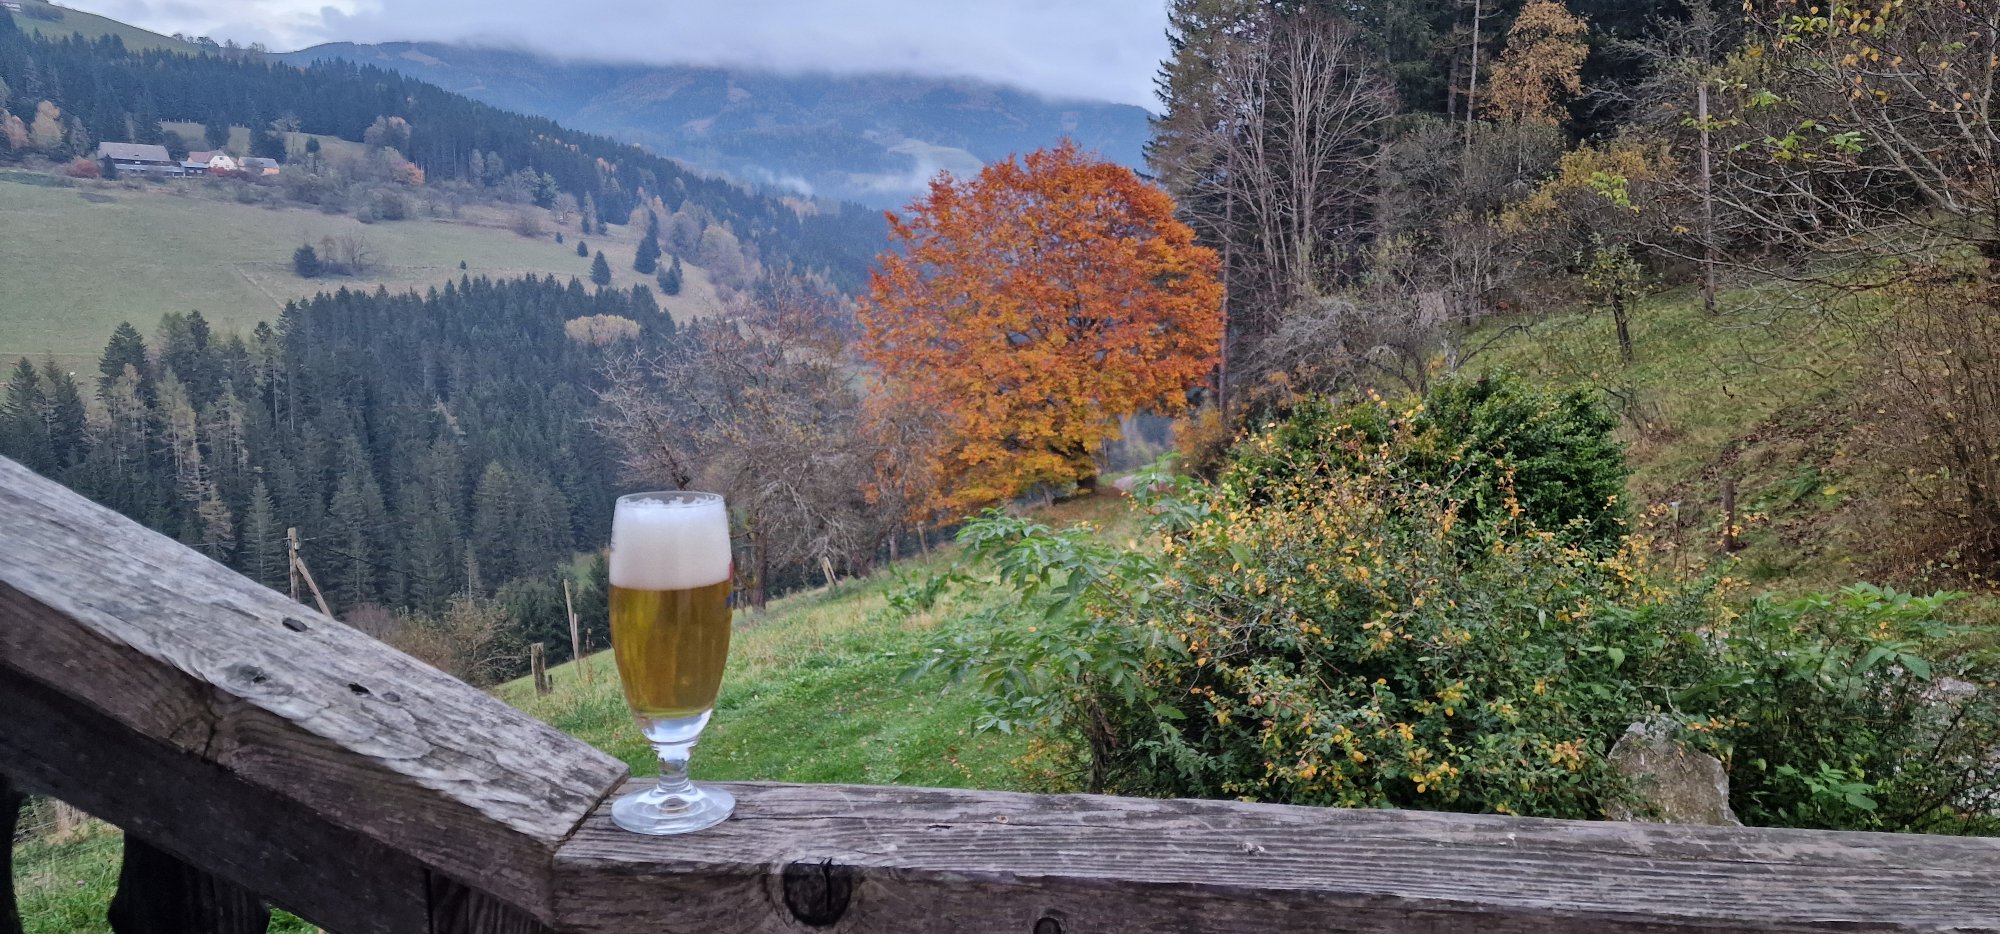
928,420 -> 1711,815
1228,373 -> 1628,550
1691,585 -> 2000,834
923,386 -> 2000,833
292,243 -> 321,278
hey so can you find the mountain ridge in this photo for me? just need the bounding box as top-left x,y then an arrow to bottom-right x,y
280,40 -> 1154,207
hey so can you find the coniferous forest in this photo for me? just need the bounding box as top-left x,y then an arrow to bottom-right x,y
1,277 -> 668,677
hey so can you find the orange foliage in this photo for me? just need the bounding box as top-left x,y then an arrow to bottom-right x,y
857,141 -> 1224,513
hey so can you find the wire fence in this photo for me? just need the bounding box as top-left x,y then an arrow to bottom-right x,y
12,793 -> 105,847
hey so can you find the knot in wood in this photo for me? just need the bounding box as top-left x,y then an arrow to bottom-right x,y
1034,917 -> 1064,934
781,858 -> 854,927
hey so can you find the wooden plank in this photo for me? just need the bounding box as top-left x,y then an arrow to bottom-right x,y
0,458 -> 629,924
554,781 -> 2000,934
0,666 -> 432,934
107,837 -> 270,934
2,776 -> 22,934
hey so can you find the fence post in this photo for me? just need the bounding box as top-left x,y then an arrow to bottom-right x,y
563,579 -> 588,685
532,643 -> 551,696
3,776 -> 21,934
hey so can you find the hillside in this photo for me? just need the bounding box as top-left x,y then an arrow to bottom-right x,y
0,171 -> 723,369
281,41 -> 1154,207
8,0 -> 205,53
0,16 -> 890,288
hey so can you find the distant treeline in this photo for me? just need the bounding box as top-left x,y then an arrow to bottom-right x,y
0,276 -> 672,672
0,11 -> 885,288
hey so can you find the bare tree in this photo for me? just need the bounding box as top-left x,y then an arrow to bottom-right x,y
594,276 -> 894,606
1177,7 -> 1398,395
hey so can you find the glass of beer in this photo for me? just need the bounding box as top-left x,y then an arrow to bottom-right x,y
607,490 -> 736,835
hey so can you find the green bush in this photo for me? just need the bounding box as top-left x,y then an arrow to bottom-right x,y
922,386 -> 2000,833
1229,373 -> 1628,550
1692,585 -> 2000,834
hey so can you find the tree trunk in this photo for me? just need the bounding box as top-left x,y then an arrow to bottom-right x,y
1613,298 -> 1635,365
1698,81 -> 1718,317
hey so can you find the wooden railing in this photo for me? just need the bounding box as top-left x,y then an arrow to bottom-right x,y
4,454 -> 1999,934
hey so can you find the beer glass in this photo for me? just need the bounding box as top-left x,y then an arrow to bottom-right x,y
607,491 -> 736,834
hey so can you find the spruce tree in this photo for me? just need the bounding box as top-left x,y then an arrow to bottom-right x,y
97,321 -> 150,398
204,114 -> 231,150
590,251 -> 612,287
576,239 -> 589,258
658,255 -> 683,296
292,243 -> 321,278
39,359 -> 85,468
633,232 -> 660,274
241,480 -> 285,589
1,357 -> 50,472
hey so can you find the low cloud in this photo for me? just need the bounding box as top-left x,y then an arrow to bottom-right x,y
75,0 -> 1170,108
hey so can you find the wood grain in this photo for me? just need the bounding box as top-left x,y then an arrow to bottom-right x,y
107,838 -> 270,934
0,665 -> 431,934
0,458 -> 628,925
554,781 -> 2000,934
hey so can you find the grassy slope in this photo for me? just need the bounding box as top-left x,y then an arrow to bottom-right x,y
0,171 -> 724,369
13,0 -> 208,54
1465,285 -> 1904,591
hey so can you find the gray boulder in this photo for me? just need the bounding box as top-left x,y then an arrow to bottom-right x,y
1605,717 -> 1742,827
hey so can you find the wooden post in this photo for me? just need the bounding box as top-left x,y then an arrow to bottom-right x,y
3,775 -> 21,934
821,555 -> 838,591
532,643 -> 551,696
287,527 -> 331,618
1721,477 -> 1740,553
563,579 -> 588,685
107,837 -> 269,934
286,526 -> 300,605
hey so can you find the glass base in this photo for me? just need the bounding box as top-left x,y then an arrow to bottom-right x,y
610,781 -> 736,835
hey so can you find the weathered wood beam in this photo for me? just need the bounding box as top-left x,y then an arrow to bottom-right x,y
0,662 -> 431,933
0,458 -> 628,928
555,781 -> 2000,934
108,838 -> 270,934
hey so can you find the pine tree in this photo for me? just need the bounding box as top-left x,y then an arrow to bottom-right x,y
97,321 -> 150,399
471,462 -> 519,583
204,113 -> 231,150
241,480 -> 286,589
634,232 -> 661,274
293,243 -> 321,278
576,239 -> 589,258
327,435 -> 389,609
1,357 -> 50,472
590,251 -> 612,287
39,359 -> 86,468
658,255 -> 683,296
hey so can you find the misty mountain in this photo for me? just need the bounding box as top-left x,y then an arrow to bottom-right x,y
280,42 -> 1155,208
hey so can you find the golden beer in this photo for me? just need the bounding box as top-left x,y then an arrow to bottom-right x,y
609,578 -> 733,719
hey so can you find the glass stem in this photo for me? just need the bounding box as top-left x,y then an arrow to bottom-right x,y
654,740 -> 697,800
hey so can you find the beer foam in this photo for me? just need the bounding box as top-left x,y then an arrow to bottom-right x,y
610,495 -> 733,590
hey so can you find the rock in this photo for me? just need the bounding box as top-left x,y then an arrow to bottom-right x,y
1605,716 -> 1742,827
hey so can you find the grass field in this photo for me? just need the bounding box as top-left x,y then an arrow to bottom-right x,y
0,171 -> 724,369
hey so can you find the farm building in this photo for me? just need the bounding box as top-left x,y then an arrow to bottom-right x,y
96,142 -> 177,177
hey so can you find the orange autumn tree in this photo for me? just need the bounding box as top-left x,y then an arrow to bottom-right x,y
858,142 -> 1224,513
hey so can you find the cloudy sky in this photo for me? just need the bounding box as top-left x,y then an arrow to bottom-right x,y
73,0 -> 1171,107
